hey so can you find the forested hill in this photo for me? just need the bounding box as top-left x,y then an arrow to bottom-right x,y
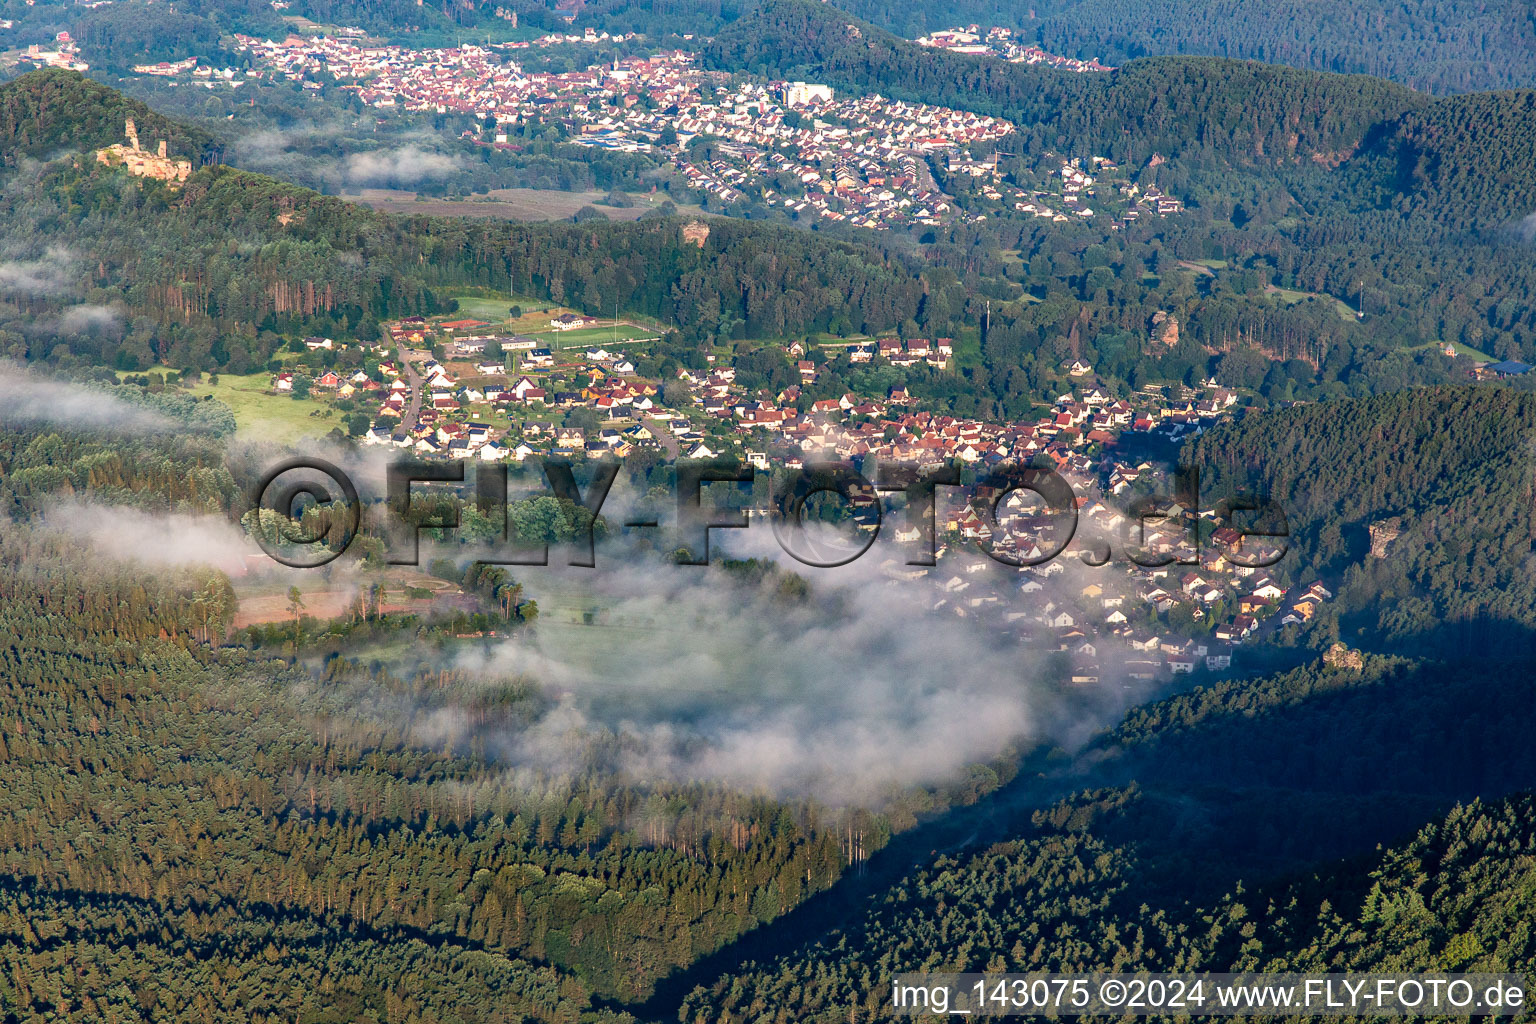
1187,387 -> 1536,653
674,617 -> 1536,1021
701,0 -> 1086,128
0,69 -> 215,167
1040,57 -> 1423,169
0,76 -> 941,371
1343,90 -> 1536,236
703,0 -> 1426,169
682,782 -> 1536,1022
1034,0 -> 1536,96
562,0 -> 1536,96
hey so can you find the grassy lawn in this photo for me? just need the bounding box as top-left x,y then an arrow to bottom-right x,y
185,372 -> 342,444
527,323 -> 657,348
620,311 -> 671,333
1444,341 -> 1497,362
951,326 -> 983,371
1406,339 -> 1496,363
1266,285 -> 1359,322
446,292 -> 672,338
808,331 -> 872,344
459,403 -> 513,428
343,188 -> 703,224
997,248 -> 1026,270
448,292 -> 552,322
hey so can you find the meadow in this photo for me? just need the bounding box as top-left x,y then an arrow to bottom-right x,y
185,371 -> 341,443
533,323 -> 657,348
342,187 -> 701,223
447,292 -> 553,321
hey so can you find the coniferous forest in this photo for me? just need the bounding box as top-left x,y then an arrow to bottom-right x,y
2,2 -> 1536,1020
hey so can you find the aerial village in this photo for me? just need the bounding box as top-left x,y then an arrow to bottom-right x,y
264,289 -> 1332,686
213,38 -> 1015,228
113,28 -> 1192,229
8,30 -> 89,72
916,24 -> 1114,72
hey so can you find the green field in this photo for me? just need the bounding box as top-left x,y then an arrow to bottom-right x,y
805,331 -> 871,345
1406,339 -> 1496,363
1444,341 -> 1496,362
951,326 -> 983,370
448,292 -> 552,322
186,372 -> 341,443
528,323 -> 657,348
443,296 -> 667,345
1266,285 -> 1360,322
343,188 -> 703,224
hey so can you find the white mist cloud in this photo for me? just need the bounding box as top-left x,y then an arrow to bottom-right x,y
343,145 -> 464,186
0,363 -> 172,434
230,129 -> 464,188
40,500 -> 261,575
231,127 -> 298,165
0,245 -> 77,296
1516,212 -> 1536,243
451,521 -> 1149,806
54,303 -> 121,334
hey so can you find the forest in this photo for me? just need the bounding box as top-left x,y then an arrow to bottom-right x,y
705,3 -> 1426,171
1033,0 -> 1536,95
0,71 -> 938,373
1185,387 -> 1536,654
680,649 -> 1536,1022
3,16 -> 1536,1023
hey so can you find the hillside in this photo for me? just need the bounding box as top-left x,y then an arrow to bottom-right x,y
1186,387 -> 1536,652
0,69 -> 215,168
680,785 -> 1536,1022
567,0 -> 1536,95
702,0 -> 1426,169
1036,0 -> 1536,96
0,72 -> 937,371
1042,56 -> 1424,169
1252,794 -> 1536,973
1342,89 -> 1536,235
677,641 -> 1536,1021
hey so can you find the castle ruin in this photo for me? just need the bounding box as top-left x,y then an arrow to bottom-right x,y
95,118 -> 192,184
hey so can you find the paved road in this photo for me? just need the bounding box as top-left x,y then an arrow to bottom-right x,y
641,414 -> 681,457
908,149 -> 950,200
395,343 -> 425,432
